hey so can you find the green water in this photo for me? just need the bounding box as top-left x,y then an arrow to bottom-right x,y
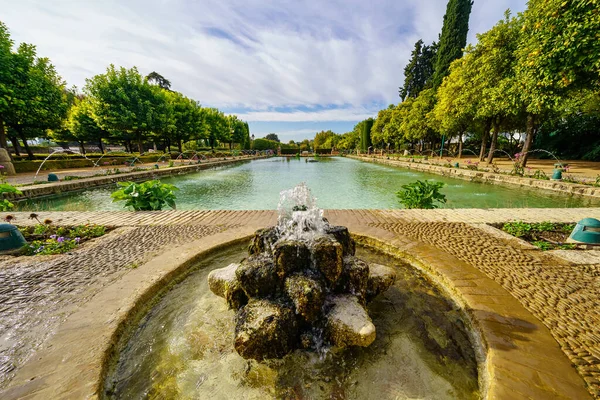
20,157 -> 600,210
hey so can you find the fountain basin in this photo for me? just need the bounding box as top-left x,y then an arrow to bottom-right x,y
103,242 -> 481,399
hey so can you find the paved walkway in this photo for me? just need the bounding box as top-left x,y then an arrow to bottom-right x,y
1,209 -> 600,398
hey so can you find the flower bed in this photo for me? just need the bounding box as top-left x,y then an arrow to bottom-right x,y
17,222 -> 110,255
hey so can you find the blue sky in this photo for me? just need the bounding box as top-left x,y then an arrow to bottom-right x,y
2,0 -> 527,141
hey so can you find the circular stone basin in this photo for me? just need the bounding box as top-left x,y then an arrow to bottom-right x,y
103,244 -> 480,399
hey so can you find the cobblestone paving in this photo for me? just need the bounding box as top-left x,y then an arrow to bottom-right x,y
372,221 -> 600,398
0,224 -> 230,389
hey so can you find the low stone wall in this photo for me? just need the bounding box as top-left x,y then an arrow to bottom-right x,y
349,155 -> 600,199
9,156 -> 267,201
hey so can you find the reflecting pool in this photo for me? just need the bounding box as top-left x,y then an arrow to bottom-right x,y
19,157 -> 600,210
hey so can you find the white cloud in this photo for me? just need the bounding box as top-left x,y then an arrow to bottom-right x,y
1,0 -> 527,121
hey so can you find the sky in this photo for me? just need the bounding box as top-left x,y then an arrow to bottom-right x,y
1,0 -> 527,142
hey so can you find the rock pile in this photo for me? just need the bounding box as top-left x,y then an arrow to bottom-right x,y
208,225 -> 396,361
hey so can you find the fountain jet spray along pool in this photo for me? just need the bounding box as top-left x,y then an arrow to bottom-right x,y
207,183 -> 397,361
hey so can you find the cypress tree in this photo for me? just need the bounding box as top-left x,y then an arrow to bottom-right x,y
361,118 -> 374,152
432,0 -> 474,88
399,40 -> 438,100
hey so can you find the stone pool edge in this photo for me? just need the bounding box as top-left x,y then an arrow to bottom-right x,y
349,155 -> 600,199
6,155 -> 268,202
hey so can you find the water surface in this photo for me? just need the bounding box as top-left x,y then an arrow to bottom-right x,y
20,157 -> 600,210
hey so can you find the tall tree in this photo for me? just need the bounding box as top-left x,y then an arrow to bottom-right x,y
432,0 -> 474,88
515,0 -> 600,167
2,43 -> 68,159
85,65 -> 162,153
360,118 -> 374,152
399,40 -> 438,100
146,71 -> 172,90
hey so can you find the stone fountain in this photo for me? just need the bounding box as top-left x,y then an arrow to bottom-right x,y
208,183 -> 396,361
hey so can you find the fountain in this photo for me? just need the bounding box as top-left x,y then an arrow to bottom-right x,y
207,184 -> 396,360
33,149 -> 96,181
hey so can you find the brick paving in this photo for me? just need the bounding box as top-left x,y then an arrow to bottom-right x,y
365,221 -> 600,397
0,224 -> 233,389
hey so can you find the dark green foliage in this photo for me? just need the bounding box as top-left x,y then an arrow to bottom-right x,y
535,114 -> 600,160
360,118 -> 374,152
264,133 -> 280,142
111,180 -> 178,211
145,71 -> 171,90
396,180 -> 447,209
432,0 -> 474,88
399,40 -> 438,100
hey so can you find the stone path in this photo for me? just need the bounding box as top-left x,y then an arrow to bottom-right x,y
2,208 -> 600,397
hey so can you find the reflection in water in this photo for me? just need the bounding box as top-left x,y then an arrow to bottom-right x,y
105,245 -> 479,400
19,157 -> 600,210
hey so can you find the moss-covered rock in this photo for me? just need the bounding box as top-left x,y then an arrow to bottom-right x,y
236,256 -> 279,298
312,236 -> 343,286
248,227 -> 279,255
325,294 -> 376,348
366,263 -> 397,302
336,257 -> 369,304
325,226 -> 355,256
284,273 -> 325,322
273,240 -> 310,279
234,299 -> 298,360
208,263 -> 248,310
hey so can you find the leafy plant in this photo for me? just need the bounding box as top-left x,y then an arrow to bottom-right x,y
396,180 -> 447,209
531,170 -> 549,180
20,223 -> 107,256
0,183 -> 22,211
501,221 -> 533,237
111,180 -> 179,211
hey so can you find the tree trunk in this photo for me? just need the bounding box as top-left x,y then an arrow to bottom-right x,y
458,131 -> 463,159
486,121 -> 500,165
479,119 -> 491,161
79,141 -> 86,155
0,119 -> 12,161
18,130 -> 34,160
153,141 -> 157,151
520,113 -> 537,168
9,136 -> 21,157
178,139 -> 182,153
137,133 -> 144,154
167,138 -> 171,153
98,138 -> 104,154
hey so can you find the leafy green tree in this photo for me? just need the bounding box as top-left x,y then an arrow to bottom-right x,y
401,88 -> 438,145
85,65 -> 162,153
515,0 -> 600,166
432,0 -> 474,88
51,97 -> 109,154
433,55 -> 478,158
313,130 -> 337,149
400,40 -> 438,100
0,35 -> 68,159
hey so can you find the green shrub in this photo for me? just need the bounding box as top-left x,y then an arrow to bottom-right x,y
0,183 -> 22,211
396,180 -> 447,209
111,180 -> 179,211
